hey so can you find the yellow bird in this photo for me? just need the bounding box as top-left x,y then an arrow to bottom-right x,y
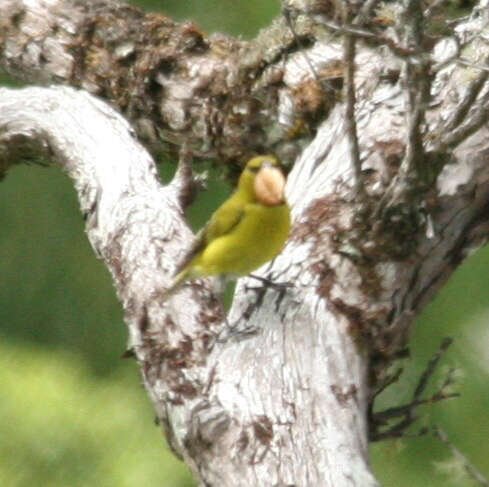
165,155 -> 291,296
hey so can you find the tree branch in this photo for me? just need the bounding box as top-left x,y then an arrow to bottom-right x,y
0,0 -> 309,163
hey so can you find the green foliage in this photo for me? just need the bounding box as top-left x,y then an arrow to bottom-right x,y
0,341 -> 194,487
0,165 -> 125,375
0,70 -> 22,87
131,0 -> 278,38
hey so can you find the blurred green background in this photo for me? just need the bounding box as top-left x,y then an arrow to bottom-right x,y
1,1 -> 488,486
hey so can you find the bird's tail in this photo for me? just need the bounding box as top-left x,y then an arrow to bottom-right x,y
159,267 -> 190,300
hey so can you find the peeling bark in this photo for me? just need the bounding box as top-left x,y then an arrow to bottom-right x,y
0,0 -> 307,162
1,0 -> 489,485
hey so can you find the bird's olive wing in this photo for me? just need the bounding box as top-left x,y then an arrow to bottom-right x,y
173,199 -> 245,275
173,226 -> 207,275
204,199 -> 244,243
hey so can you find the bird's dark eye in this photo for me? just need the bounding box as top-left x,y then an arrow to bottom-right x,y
248,165 -> 261,173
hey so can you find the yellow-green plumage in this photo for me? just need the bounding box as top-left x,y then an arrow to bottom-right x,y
167,155 -> 290,295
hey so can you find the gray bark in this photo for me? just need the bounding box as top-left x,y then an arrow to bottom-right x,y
1,0 -> 489,485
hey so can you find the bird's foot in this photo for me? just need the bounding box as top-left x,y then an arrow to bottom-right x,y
247,273 -> 293,292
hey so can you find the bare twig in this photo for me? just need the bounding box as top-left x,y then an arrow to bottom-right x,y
340,0 -> 378,195
371,1 -> 433,216
320,20 -> 377,38
424,0 -> 450,17
437,87 -> 489,151
413,336 -> 453,400
370,367 -> 404,401
356,0 -> 381,24
444,56 -> 489,133
373,423 -> 429,441
282,8 -> 324,87
373,391 -> 459,423
399,0 -> 430,177
173,142 -> 196,208
434,426 -> 489,486
370,337 -> 458,442
319,19 -> 417,57
343,24 -> 362,192
402,63 -> 427,176
457,58 -> 489,72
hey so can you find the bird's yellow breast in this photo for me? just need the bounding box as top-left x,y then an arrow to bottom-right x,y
195,202 -> 290,277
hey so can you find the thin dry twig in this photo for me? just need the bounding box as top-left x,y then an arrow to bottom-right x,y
373,389 -> 459,422
434,426 -> 489,486
399,0 -> 430,176
437,87 -> 489,151
342,0 -> 383,194
343,21 -> 362,192
457,58 -> 489,72
369,337 -> 458,442
444,55 -> 489,133
282,8 -> 324,88
413,336 -> 453,400
356,0 -> 381,24
371,367 -> 404,401
424,0 -> 450,17
319,19 -> 418,57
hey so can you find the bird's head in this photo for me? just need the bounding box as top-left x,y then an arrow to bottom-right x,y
239,155 -> 287,206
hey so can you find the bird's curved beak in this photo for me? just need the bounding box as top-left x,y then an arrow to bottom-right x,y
254,166 -> 286,206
